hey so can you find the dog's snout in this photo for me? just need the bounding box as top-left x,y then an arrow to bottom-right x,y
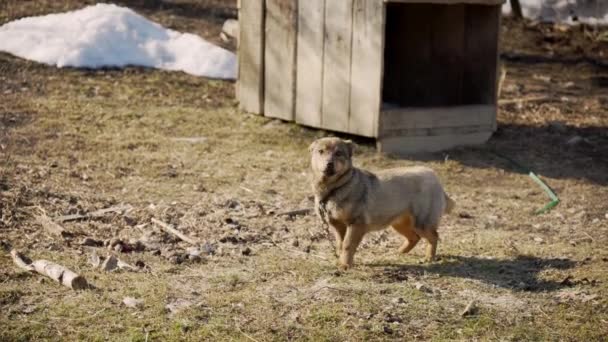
324,162 -> 336,176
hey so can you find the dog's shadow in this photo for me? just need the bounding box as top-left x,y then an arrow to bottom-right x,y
369,255 -> 577,292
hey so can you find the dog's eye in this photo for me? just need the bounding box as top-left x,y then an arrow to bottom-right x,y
334,151 -> 344,157
317,149 -> 325,154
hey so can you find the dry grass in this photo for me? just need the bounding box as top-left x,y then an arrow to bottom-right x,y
1,1 -> 608,341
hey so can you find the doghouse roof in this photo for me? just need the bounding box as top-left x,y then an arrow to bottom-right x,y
385,0 -> 504,4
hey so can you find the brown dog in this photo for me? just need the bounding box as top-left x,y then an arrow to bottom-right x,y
309,137 -> 455,270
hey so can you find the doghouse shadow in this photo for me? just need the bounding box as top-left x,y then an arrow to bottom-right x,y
388,122 -> 608,186
370,255 -> 577,292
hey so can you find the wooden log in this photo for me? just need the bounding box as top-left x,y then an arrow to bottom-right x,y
10,249 -> 89,290
151,218 -> 199,245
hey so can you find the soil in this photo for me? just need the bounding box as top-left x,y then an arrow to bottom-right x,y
1,1 -> 607,341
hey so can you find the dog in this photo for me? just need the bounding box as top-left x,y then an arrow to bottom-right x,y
309,137 -> 455,270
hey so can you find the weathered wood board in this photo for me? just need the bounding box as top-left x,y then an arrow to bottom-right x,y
264,0 -> 298,120
380,105 -> 496,132
321,0 -> 353,132
238,0 -> 265,114
349,0 -> 385,137
295,0 -> 325,128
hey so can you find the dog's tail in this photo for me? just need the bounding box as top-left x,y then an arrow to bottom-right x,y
444,193 -> 455,214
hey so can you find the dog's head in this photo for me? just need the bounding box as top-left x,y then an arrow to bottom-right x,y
309,137 -> 354,183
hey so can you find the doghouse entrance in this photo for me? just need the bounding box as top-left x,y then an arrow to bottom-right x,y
382,2 -> 500,108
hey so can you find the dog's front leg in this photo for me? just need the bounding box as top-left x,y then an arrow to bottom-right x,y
329,220 -> 346,258
339,225 -> 365,270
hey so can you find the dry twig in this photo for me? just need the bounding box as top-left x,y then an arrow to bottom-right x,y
151,218 -> 199,245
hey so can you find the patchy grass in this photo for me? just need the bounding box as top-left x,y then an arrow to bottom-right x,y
1,1 -> 608,341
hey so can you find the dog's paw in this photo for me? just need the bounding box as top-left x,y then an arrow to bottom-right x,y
337,262 -> 351,271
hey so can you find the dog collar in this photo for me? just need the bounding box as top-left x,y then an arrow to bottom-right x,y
317,169 -> 354,224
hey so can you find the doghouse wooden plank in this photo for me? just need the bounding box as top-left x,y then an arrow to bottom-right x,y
377,131 -> 493,154
321,0 -> 353,132
237,0 -> 265,114
296,0 -> 325,128
380,105 -> 496,131
349,0 -> 385,137
463,5 -> 500,107
264,0 -> 297,121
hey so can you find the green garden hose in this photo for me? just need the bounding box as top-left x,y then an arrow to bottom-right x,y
490,151 -> 560,215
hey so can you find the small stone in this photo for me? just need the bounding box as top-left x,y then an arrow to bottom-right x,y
188,255 -> 202,263
222,19 -> 238,39
241,247 -> 252,256
202,242 -> 216,255
165,299 -> 193,315
414,282 -> 432,293
534,237 -> 544,243
88,252 -> 101,268
123,297 -> 143,309
291,238 -> 300,247
81,237 -> 103,247
186,246 -> 201,257
106,238 -> 122,249
391,297 -> 406,305
383,326 -> 393,334
113,243 -> 124,253
102,255 -> 118,271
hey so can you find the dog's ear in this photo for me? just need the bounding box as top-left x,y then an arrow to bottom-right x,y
344,140 -> 355,157
308,140 -> 317,153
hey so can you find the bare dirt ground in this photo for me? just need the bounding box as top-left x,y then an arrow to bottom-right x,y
1,1 -> 608,341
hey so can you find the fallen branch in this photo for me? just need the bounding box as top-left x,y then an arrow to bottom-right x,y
10,249 -> 88,290
34,212 -> 71,238
497,66 -> 507,99
276,208 -> 312,217
55,204 -> 132,223
151,218 -> 199,245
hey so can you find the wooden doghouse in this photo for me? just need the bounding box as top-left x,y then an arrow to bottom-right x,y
237,0 -> 504,153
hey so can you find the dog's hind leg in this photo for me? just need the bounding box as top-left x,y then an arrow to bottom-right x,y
392,213 -> 420,254
417,228 -> 439,262
339,225 -> 365,270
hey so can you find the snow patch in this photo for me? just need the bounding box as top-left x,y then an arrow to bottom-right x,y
502,0 -> 608,26
0,3 -> 236,79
